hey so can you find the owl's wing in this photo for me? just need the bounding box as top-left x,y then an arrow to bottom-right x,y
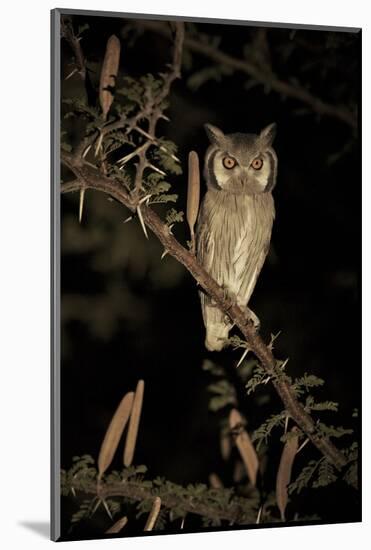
237,240 -> 270,306
196,204 -> 215,276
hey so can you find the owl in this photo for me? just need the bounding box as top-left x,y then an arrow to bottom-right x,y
196,123 -> 277,351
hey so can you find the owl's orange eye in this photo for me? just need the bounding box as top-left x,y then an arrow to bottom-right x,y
222,156 -> 237,169
251,157 -> 263,170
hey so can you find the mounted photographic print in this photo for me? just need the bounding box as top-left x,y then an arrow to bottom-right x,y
51,8 -> 361,542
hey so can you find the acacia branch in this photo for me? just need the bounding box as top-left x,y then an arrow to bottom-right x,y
70,477 -> 252,525
134,20 -> 357,130
60,154 -> 347,471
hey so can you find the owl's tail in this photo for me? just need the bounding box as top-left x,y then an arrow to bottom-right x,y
201,300 -> 231,352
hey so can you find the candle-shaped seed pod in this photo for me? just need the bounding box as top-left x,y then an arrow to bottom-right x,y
276,428 -> 299,521
229,408 -> 259,487
97,391 -> 134,481
187,151 -> 200,254
123,380 -> 145,467
99,35 -> 121,120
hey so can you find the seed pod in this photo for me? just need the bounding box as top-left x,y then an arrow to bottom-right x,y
99,35 -> 121,120
209,472 -> 224,489
276,428 -> 299,521
229,409 -> 259,487
187,151 -> 200,252
220,431 -> 231,461
97,391 -> 134,480
144,497 -> 162,531
123,380 -> 145,467
233,460 -> 245,483
105,515 -> 128,534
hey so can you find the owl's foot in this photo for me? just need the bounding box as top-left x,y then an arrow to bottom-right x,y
205,286 -> 236,310
243,306 -> 260,330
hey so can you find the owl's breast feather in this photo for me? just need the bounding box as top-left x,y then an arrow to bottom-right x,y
197,189 -> 274,298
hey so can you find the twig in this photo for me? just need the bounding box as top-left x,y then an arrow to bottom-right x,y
60,154 -> 346,470
61,16 -> 86,80
134,20 -> 356,130
132,22 -> 184,195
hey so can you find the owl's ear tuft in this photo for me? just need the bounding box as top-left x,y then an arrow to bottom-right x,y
260,123 -> 277,146
204,123 -> 225,146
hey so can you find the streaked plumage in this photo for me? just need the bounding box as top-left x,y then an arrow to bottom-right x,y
196,123 -> 277,351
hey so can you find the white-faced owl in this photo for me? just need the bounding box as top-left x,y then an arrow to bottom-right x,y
196,123 -> 277,351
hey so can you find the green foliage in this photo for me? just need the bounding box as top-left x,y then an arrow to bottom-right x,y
289,458 -> 323,494
77,23 -> 89,36
343,442 -> 358,489
227,335 -> 248,350
289,456 -> 338,494
62,97 -> 100,120
62,456 -> 260,530
70,498 -> 95,524
202,359 -> 225,376
312,459 -> 337,488
165,208 -> 184,227
206,380 -> 237,412
61,455 -> 97,498
251,411 -> 287,450
245,363 -> 269,395
152,139 -> 182,176
292,373 -> 324,396
317,422 -> 353,440
145,173 -> 178,205
117,74 -> 164,109
304,395 -> 339,412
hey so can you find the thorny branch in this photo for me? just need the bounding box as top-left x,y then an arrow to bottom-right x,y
133,20 -> 357,130
61,16 -> 87,81
61,18 -> 348,474
69,477 -> 254,525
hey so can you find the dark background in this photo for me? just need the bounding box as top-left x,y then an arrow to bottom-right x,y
60,14 -> 361,536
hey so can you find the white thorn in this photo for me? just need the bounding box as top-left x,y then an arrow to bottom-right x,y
65,67 -> 78,80
123,216 -> 133,223
82,160 -> 97,169
79,188 -> 85,223
161,249 -> 168,260
91,498 -> 101,516
82,144 -> 92,158
137,205 -> 148,239
133,126 -> 180,162
102,499 -> 113,520
284,415 -> 289,434
256,505 -> 263,524
138,194 -> 152,205
236,348 -> 249,368
296,437 -> 310,455
94,132 -> 103,157
117,143 -> 147,166
180,517 -> 185,529
147,163 -> 166,176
